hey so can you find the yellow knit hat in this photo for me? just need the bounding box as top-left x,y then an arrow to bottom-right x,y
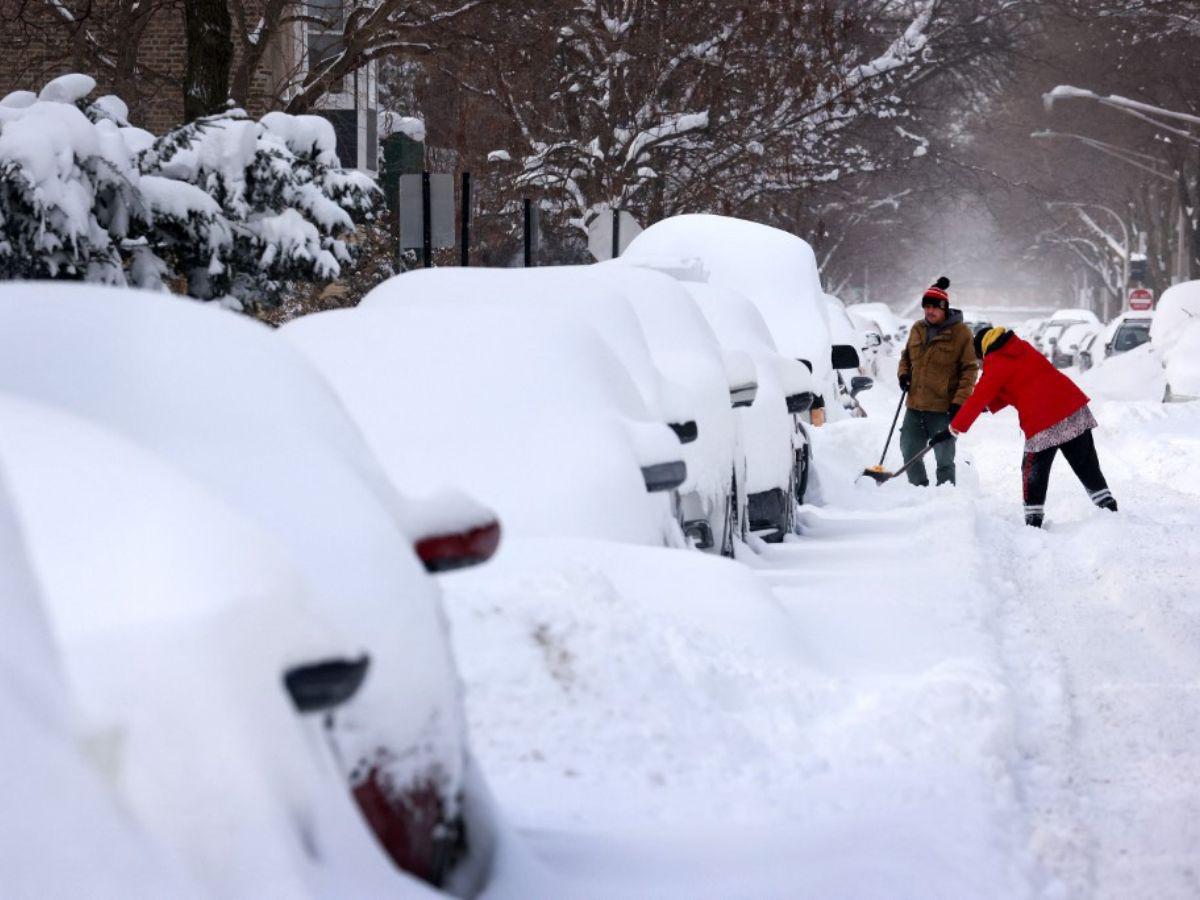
980,326 -> 1006,357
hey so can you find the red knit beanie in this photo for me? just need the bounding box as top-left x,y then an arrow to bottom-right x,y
922,276 -> 951,310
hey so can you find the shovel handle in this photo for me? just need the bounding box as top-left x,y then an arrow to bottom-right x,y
878,390 -> 907,467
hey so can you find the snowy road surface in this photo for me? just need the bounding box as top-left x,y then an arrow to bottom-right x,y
446,382 -> 1200,899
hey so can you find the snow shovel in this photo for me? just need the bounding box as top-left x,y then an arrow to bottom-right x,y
861,390 -> 906,481
861,431 -> 953,485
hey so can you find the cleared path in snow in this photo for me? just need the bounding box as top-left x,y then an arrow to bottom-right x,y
449,384 -> 1200,898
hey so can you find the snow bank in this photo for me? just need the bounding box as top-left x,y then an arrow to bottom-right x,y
1079,344 -> 1165,403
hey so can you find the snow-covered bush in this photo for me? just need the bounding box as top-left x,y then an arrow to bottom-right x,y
0,75 -> 378,309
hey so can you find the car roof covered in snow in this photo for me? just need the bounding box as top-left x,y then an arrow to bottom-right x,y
622,213 -> 833,378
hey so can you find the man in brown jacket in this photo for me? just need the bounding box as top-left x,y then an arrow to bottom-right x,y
897,276 -> 978,486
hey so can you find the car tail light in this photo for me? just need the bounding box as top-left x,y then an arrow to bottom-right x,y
415,520 -> 501,573
353,766 -> 462,886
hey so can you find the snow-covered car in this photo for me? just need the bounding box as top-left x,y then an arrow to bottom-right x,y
621,213 -> 862,424
1077,330 -> 1102,372
1039,308 -> 1102,360
824,294 -> 876,416
0,391 -> 416,896
0,455 -> 209,897
680,280 -> 819,539
286,291 -> 690,549
1053,321 -> 1102,368
849,301 -> 907,346
1104,313 -> 1153,358
0,285 -> 496,891
1151,280 -> 1200,350
1162,321 -> 1200,402
591,260 -> 749,547
361,264 -> 742,554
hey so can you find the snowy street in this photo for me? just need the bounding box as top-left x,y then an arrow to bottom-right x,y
448,378 -> 1200,899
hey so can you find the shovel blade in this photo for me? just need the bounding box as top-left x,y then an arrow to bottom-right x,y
860,467 -> 893,484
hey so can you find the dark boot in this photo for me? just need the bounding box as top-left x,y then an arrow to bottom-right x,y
1097,496 -> 1118,513
1025,513 -> 1045,528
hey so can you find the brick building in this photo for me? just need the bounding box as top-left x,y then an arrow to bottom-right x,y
0,0 -> 378,172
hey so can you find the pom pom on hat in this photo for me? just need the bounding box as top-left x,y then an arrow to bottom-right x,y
922,276 -> 951,310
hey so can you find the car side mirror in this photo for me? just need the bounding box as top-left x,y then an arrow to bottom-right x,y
866,334 -> 882,348
831,344 -> 860,370
284,656 -> 370,713
1048,336 -> 1058,345
850,375 -> 874,397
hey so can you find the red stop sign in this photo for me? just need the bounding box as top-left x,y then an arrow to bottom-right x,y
1128,287 -> 1153,311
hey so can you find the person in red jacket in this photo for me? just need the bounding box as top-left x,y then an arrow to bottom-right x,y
948,326 -> 1118,527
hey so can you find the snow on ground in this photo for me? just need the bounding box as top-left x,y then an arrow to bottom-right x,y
446,373 -> 1200,899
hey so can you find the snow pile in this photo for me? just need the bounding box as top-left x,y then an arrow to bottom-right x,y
0,75 -> 377,308
1079,343 -> 1165,402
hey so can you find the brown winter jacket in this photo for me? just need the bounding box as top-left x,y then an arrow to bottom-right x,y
898,311 -> 979,412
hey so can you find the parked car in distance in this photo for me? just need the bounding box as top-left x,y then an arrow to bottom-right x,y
1039,308 -> 1102,360
0,284 -> 494,891
1053,321 -> 1102,368
1105,313 -> 1153,358
1077,330 -> 1102,372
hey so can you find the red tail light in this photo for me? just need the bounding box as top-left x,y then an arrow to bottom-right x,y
415,520 -> 501,573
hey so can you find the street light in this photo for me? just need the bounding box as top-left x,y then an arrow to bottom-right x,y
1029,130 -> 1173,183
1036,87 -> 1193,283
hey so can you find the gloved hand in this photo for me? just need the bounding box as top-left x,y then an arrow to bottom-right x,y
898,373 -> 911,392
947,402 -> 961,419
929,430 -> 954,446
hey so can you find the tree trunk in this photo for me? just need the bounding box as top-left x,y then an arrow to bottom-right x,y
183,0 -> 233,121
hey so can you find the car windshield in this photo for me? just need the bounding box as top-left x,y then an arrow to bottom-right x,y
1113,322 -> 1151,353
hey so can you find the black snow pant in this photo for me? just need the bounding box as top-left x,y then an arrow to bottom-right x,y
1021,429 -> 1117,527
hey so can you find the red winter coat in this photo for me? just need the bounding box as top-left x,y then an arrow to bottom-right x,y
950,332 -> 1089,438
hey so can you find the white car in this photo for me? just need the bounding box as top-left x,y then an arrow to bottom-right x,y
622,214 -> 861,423
1162,319 -> 1200,402
848,301 -> 907,347
0,285 -> 496,890
1103,312 -> 1153,358
681,280 -> 819,539
1040,308 -> 1102,361
1150,280 -> 1200,348
1054,321 -> 1102,368
0,392 -> 415,896
824,294 -> 876,415
0,456 -> 208,898
284,294 -> 690,548
360,264 -> 744,555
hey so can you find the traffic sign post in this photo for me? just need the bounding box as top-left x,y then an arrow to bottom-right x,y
587,209 -> 643,261
1128,287 -> 1154,311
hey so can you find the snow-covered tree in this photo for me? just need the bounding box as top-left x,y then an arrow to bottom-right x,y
0,74 -> 378,309
439,0 -> 1034,238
